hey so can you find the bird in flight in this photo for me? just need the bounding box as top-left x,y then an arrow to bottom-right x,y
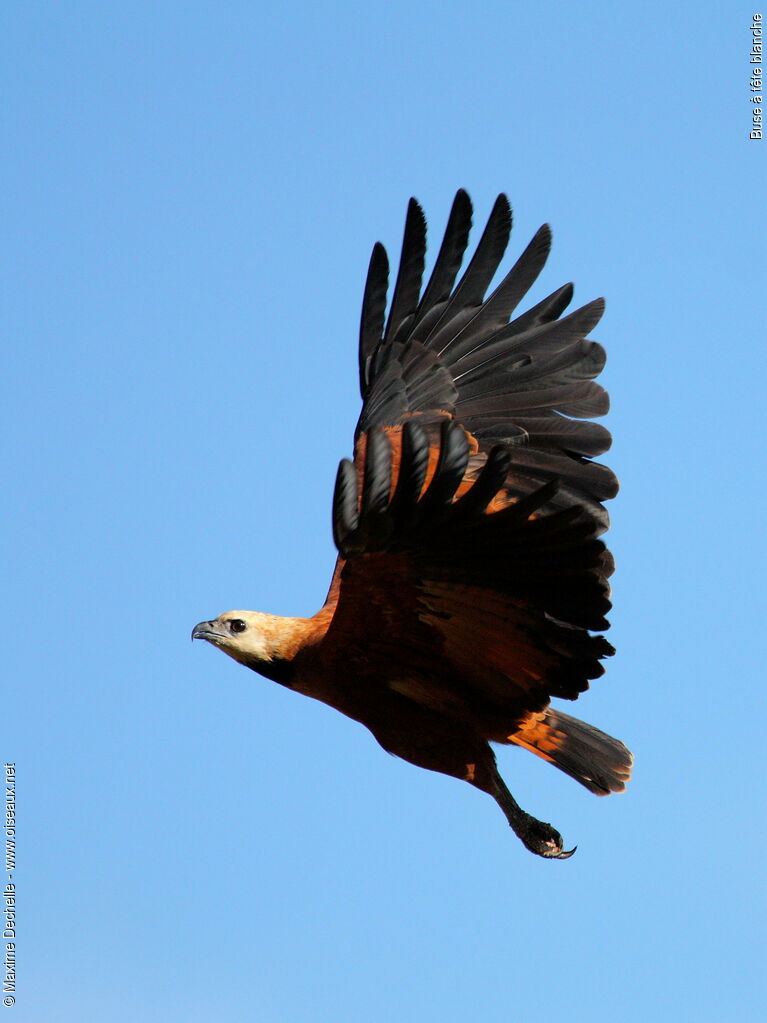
193,190 -> 632,859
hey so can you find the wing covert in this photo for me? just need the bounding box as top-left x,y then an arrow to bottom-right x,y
323,423 -> 613,725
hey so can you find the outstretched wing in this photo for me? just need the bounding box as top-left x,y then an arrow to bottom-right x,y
357,190 -> 616,527
320,192 -> 617,734
321,420 -> 613,736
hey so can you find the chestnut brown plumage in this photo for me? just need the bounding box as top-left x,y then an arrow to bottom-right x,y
192,191 -> 632,859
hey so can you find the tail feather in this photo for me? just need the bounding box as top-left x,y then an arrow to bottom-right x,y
509,709 -> 633,795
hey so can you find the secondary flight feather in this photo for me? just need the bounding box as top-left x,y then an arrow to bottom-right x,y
193,190 -> 632,858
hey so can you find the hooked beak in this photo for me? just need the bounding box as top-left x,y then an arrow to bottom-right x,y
191,620 -> 221,643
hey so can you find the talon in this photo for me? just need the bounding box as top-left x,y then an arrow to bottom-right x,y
552,845 -> 577,860
492,774 -> 577,861
520,818 -> 576,860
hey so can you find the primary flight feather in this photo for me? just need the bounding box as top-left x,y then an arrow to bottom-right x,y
193,190 -> 632,858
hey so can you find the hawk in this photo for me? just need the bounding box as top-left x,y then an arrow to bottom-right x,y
193,191 -> 632,858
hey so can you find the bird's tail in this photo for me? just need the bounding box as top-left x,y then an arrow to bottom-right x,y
509,709 -> 633,795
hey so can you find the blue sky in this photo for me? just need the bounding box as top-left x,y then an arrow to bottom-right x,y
4,2 -> 765,1020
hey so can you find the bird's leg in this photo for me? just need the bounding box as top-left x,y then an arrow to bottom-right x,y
491,772 -> 576,860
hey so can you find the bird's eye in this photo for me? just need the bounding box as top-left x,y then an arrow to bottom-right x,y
228,619 -> 247,634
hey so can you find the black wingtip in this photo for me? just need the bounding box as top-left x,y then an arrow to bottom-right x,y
385,199 -> 428,345
535,222 -> 552,252
452,188 -> 473,219
358,242 -> 390,394
552,282 -> 575,319
588,296 -> 607,323
408,196 -> 425,216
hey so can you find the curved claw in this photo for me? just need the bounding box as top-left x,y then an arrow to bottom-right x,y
491,773 -> 577,861
551,845 -> 577,860
519,817 -> 576,860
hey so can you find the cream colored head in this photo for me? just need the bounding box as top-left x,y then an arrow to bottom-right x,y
191,610 -> 291,668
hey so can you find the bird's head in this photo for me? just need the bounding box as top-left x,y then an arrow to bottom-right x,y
192,611 -> 279,666
191,610 -> 303,684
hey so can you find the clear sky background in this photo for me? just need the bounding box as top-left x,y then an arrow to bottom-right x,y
4,2 -> 765,1020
